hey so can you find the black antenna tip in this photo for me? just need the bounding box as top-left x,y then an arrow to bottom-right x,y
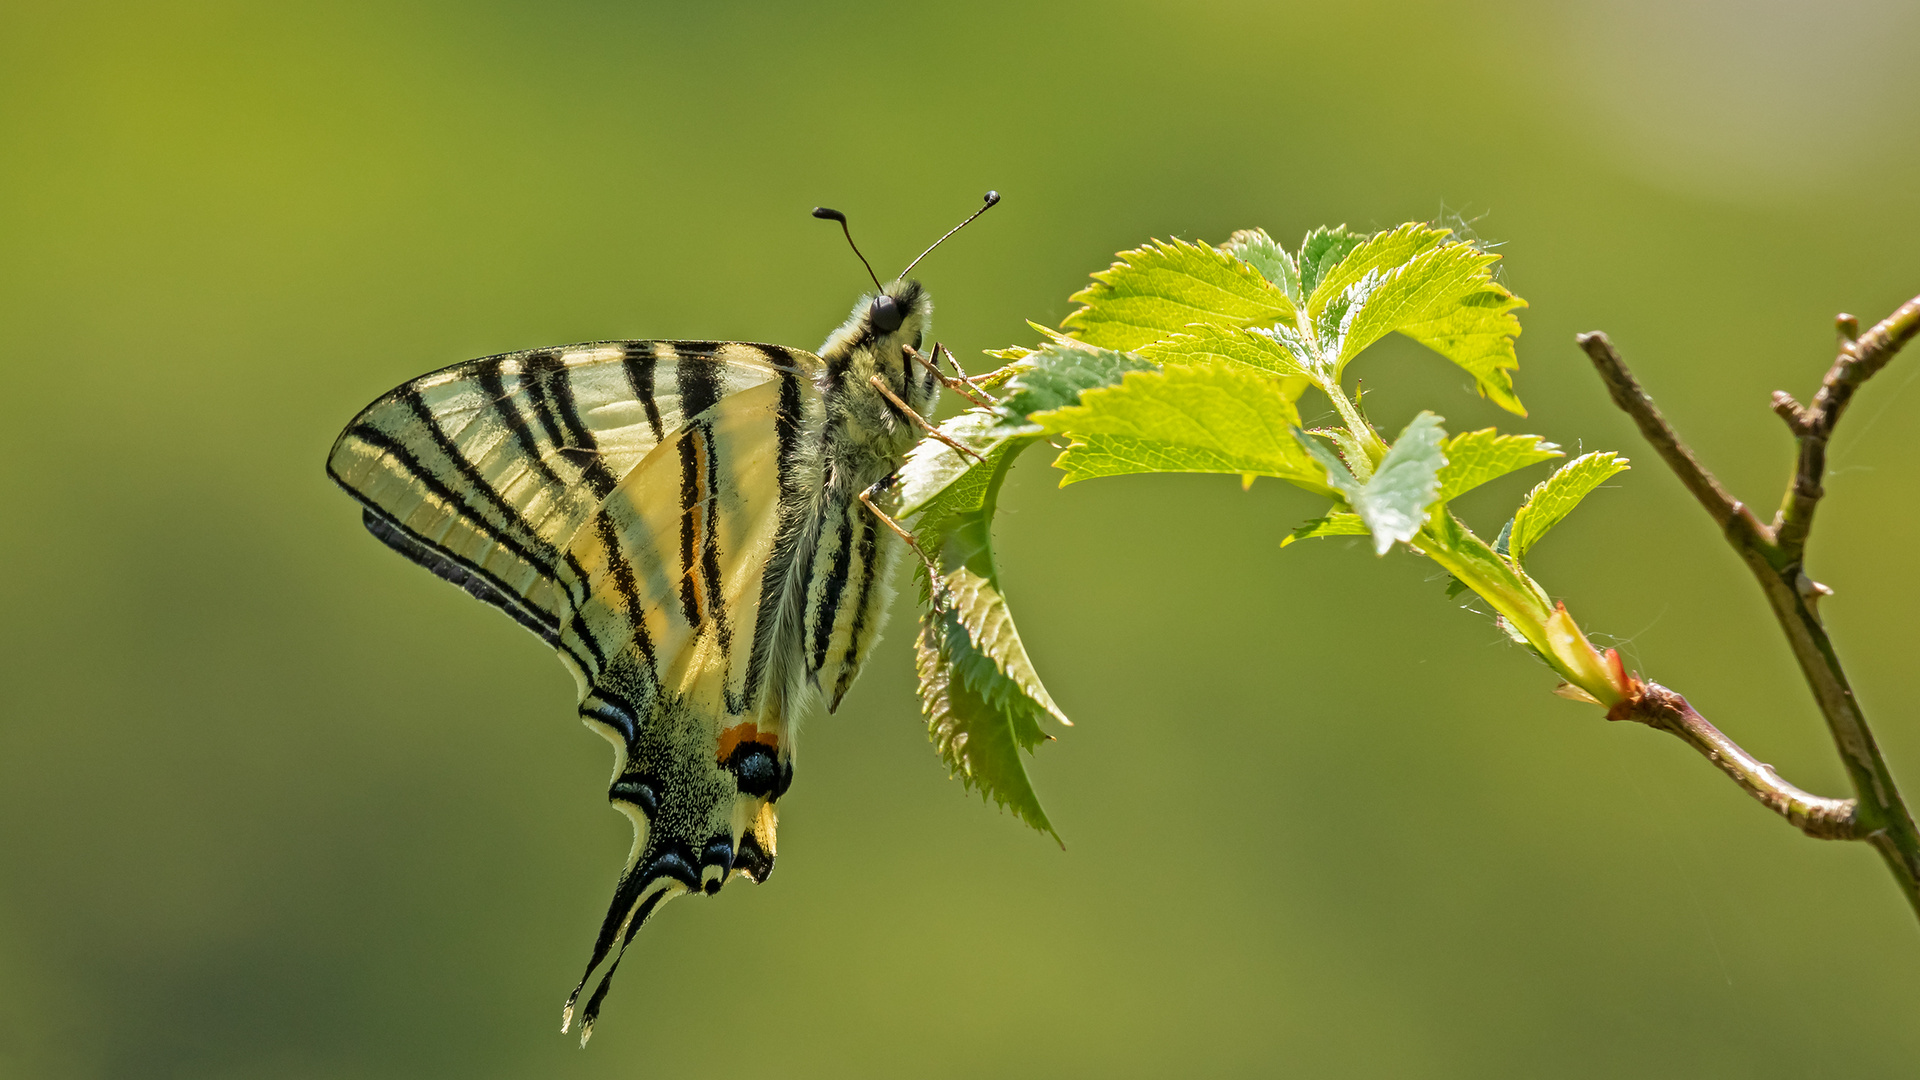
982,191 -> 1001,207
812,207 -> 846,223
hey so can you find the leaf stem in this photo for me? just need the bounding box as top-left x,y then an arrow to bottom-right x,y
1580,307 -> 1920,922
1322,379 -> 1385,471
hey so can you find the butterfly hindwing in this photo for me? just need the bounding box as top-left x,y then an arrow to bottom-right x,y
557,372 -> 827,1039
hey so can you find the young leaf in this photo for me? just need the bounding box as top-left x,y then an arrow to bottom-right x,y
1062,237 -> 1298,351
894,411 -> 1033,525
1437,429 -> 1563,502
895,411 -> 1067,839
1329,237 -> 1530,414
1280,512 -> 1368,547
1220,227 -> 1301,304
1306,222 -> 1451,317
917,605 -> 1058,838
1298,413 -> 1448,555
1031,362 -> 1329,491
1508,451 -> 1630,562
1418,508 -> 1556,654
994,342 -> 1153,428
1136,323 -> 1314,391
1296,225 -> 1370,298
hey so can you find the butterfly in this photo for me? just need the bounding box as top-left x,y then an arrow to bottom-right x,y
325,193 -> 999,1043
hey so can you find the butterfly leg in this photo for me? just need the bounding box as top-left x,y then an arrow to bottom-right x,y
867,373 -> 989,465
858,471 -> 949,609
908,344 -> 997,410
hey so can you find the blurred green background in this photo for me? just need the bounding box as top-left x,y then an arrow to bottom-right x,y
5,1 -> 1919,1076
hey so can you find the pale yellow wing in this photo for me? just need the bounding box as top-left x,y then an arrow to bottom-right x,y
326,340 -> 820,673
551,373 -> 829,1042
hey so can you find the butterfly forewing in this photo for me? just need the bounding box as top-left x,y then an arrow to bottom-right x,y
326,340 -> 818,658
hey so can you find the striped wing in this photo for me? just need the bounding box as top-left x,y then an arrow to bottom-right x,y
327,340 -> 831,1041
326,339 -> 817,660
558,371 -> 827,1040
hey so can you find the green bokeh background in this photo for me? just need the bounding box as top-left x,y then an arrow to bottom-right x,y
5,2 -> 1919,1076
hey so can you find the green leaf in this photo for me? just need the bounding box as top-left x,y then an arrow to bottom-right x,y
1299,412 -> 1448,555
917,603 -> 1057,838
1306,221 -> 1451,316
896,413 -> 1066,839
894,411 -> 1033,525
1220,227 -> 1301,304
1296,225 -> 1369,298
1280,512 -> 1368,547
1031,362 -> 1329,491
1437,429 -> 1563,502
1321,231 -> 1529,414
1419,508 -> 1554,651
1136,323 -> 1313,392
1062,237 -> 1298,351
994,342 -> 1153,428
1508,452 -> 1630,562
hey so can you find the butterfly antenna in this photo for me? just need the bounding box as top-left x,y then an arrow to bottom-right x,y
898,191 -> 1001,279
811,206 -> 885,293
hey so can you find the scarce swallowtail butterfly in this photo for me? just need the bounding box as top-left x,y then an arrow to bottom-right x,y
326,193 -> 1001,1043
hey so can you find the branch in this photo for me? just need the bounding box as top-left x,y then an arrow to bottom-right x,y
1774,295 -> 1920,559
1575,332 -> 1772,552
1612,682 -> 1857,840
1580,306 -> 1920,922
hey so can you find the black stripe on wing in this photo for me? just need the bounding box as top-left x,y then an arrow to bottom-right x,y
477,358 -> 568,489
360,508 -> 563,648
524,349 -> 622,500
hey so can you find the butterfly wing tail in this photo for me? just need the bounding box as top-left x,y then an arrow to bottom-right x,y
561,849 -> 693,1045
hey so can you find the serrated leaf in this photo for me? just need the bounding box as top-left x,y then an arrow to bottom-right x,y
894,411 -> 1034,524
1032,362 -> 1329,491
1299,412 -> 1447,555
1296,225 -> 1369,298
1306,221 -> 1451,317
994,342 -> 1153,427
917,606 -> 1057,838
1062,237 -> 1298,351
941,566 -> 1069,727
1508,452 -> 1630,562
1136,323 -> 1313,393
971,362 -> 1028,394
1324,234 -> 1529,414
899,414 -> 1066,840
1280,512 -> 1368,547
1221,227 -> 1301,304
1437,429 -> 1563,502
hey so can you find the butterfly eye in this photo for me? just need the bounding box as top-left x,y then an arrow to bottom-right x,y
868,294 -> 905,334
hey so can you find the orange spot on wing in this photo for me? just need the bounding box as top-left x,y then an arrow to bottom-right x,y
716,721 -> 780,762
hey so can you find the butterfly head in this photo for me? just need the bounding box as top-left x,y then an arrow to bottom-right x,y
864,278 -> 927,345
819,277 -> 931,374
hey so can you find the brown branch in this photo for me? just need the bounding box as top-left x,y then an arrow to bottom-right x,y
1579,305 -> 1920,921
1612,682 -> 1857,840
1774,296 -> 1920,559
1575,332 -> 1772,551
